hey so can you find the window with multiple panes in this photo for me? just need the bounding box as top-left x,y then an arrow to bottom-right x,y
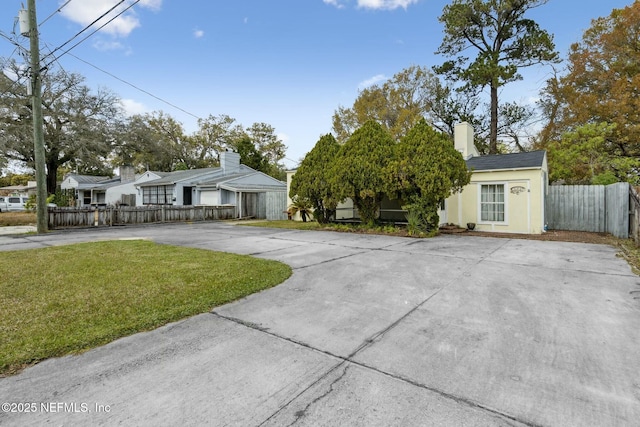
143,185 -> 174,205
480,184 -> 505,222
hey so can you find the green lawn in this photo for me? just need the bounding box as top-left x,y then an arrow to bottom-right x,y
0,240 -> 291,375
238,220 -> 407,235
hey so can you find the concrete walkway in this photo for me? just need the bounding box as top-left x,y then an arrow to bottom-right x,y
0,225 -> 36,235
1,222 -> 639,426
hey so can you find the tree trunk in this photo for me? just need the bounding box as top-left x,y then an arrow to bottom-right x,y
46,160 -> 57,195
490,83 -> 498,154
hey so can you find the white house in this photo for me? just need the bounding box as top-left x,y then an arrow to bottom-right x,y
60,166 -> 159,207
136,151 -> 287,220
61,152 -> 287,219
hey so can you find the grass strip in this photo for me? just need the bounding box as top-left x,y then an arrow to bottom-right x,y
0,211 -> 36,227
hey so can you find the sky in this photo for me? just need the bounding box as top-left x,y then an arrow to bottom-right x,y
0,0 -> 635,169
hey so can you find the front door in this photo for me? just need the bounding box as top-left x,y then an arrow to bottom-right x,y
183,187 -> 192,205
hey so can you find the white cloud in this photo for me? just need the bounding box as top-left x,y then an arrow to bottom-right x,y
323,0 -> 345,9
92,39 -> 124,51
358,74 -> 387,89
357,0 -> 419,10
60,0 -> 162,38
120,98 -> 148,116
323,0 -> 418,10
527,96 -> 540,105
278,133 -> 290,144
193,29 -> 204,39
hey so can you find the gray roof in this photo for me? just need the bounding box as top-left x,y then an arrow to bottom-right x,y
91,177 -> 123,190
137,168 -> 220,186
68,174 -> 110,184
199,171 -> 286,192
220,182 -> 286,192
466,150 -> 546,171
199,172 -> 251,186
148,171 -> 171,178
138,165 -> 258,187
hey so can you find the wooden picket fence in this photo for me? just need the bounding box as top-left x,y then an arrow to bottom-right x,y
48,205 -> 236,229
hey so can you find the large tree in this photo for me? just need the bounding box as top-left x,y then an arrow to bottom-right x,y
332,65 -> 536,153
232,135 -> 267,172
331,121 -> 394,226
0,61 -> 123,192
114,111 -> 197,172
289,133 -> 340,223
537,1 -> 640,181
436,0 -> 558,154
332,65 -> 479,143
192,114 -> 243,167
245,123 -> 286,165
243,122 -> 287,179
544,122 -> 640,185
385,119 -> 471,233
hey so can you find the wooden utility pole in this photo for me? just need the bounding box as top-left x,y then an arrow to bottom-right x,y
27,0 -> 48,233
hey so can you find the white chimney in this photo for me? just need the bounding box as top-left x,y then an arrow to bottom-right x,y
119,165 -> 136,183
220,150 -> 240,175
454,122 -> 479,160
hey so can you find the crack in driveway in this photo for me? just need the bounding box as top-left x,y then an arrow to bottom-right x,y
213,235 -> 545,427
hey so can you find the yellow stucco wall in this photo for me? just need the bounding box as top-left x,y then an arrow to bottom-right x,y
445,166 -> 548,234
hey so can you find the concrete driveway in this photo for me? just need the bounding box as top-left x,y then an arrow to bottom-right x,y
1,222 -> 639,426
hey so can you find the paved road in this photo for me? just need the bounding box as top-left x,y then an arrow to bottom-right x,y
1,222 -> 639,426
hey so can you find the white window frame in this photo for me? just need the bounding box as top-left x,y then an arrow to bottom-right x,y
478,182 -> 508,224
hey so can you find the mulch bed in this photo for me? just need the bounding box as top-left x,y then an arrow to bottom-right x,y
462,229 -> 617,245
437,223 -> 616,245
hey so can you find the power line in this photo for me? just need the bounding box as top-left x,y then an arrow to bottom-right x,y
0,64 -> 28,99
39,0 -> 74,26
0,33 -> 29,97
3,3 -> 200,122
66,52 -> 202,120
0,29 -> 27,56
40,0 -> 128,66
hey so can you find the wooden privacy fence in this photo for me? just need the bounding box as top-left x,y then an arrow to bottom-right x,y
49,205 -> 236,229
545,183 -> 630,239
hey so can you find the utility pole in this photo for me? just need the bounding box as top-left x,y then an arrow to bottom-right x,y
26,0 -> 48,233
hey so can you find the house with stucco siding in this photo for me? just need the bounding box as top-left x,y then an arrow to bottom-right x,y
443,123 -> 548,234
287,122 -> 548,234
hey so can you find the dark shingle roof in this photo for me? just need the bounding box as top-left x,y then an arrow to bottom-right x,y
466,150 -> 546,171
